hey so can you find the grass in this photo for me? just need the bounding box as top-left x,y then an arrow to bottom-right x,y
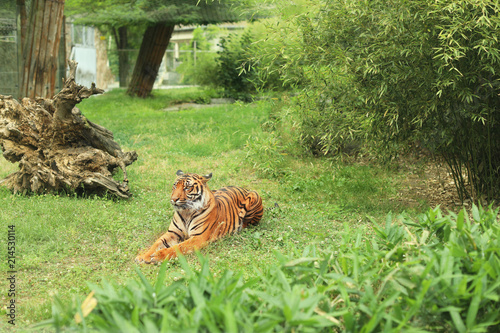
0,88 -> 426,330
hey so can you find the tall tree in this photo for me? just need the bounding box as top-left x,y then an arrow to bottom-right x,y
127,23 -> 174,97
65,0 -> 259,97
126,1 -> 248,97
65,0 -> 147,88
18,0 -> 65,98
113,26 -> 130,87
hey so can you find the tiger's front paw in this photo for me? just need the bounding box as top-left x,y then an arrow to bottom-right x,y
135,253 -> 153,264
150,248 -> 176,264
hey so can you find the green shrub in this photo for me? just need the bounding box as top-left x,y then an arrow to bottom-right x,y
250,1 -> 374,158
38,205 -> 500,332
215,31 -> 258,101
245,131 -> 288,178
278,206 -> 500,332
330,0 -> 500,201
176,26 -> 222,87
176,52 -> 219,87
255,0 -> 500,200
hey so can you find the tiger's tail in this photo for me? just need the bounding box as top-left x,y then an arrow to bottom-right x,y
242,190 -> 264,227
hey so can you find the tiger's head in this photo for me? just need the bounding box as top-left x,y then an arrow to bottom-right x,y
170,170 -> 212,211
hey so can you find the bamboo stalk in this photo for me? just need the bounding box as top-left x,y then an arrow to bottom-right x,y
34,0 -> 52,98
21,0 -> 41,97
48,1 -> 65,97
20,0 -> 65,99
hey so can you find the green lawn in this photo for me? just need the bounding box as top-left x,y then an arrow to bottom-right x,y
0,88 -> 424,330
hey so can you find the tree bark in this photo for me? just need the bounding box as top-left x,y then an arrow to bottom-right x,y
0,61 -> 138,198
127,23 -> 174,98
19,0 -> 65,99
17,0 -> 28,48
112,26 -> 130,88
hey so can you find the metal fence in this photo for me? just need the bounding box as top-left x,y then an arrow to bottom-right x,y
107,48 -> 218,87
0,6 -> 19,96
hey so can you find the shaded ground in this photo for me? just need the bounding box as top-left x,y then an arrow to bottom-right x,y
163,98 -> 234,112
395,157 -> 465,212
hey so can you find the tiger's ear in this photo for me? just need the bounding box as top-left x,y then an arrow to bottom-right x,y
176,170 -> 184,176
201,173 -> 212,183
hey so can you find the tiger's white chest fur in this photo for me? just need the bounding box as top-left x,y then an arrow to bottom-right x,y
173,194 -> 211,227
189,198 -> 206,212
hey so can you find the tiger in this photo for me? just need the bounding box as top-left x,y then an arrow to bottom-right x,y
135,170 -> 264,264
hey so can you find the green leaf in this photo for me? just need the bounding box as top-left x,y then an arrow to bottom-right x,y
284,257 -> 319,267
466,280 -> 483,329
143,317 -> 159,333
131,305 -> 139,327
343,312 -> 354,331
189,283 -> 206,308
155,261 -> 169,294
275,269 -> 291,293
472,204 -> 481,222
111,311 -> 141,333
456,208 -> 464,231
449,308 -> 466,333
224,303 -> 238,333
134,267 -> 154,295
283,303 -> 293,321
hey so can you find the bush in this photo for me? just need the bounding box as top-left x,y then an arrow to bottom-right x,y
331,0 -> 500,201
215,31 -> 259,101
174,22 -> 289,101
176,52 -> 219,87
281,204 -> 500,332
250,1 -> 373,158
39,255 -> 335,332
38,205 -> 500,332
255,0 -> 500,200
176,26 -> 221,87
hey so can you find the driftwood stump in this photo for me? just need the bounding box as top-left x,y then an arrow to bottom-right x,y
0,61 -> 138,198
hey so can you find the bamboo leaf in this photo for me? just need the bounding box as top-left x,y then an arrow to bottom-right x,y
457,208 -> 464,231
472,204 -> 481,222
466,280 -> 483,328
224,303 -> 238,333
449,309 -> 466,333
189,283 -> 206,308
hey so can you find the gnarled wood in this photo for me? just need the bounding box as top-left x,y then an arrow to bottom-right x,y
0,61 -> 138,198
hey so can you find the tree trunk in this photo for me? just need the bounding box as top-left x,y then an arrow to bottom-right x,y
113,26 -> 130,88
19,0 -> 65,99
0,61 -> 138,199
17,0 -> 27,48
127,23 -> 174,98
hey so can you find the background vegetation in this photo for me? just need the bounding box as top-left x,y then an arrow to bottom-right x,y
1,88 -> 424,331
192,0 -> 500,203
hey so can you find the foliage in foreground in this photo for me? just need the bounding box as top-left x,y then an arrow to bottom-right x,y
39,205 -> 500,332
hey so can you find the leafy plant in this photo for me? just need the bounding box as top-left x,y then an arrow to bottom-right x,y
38,253 -> 337,332
254,0 -> 500,201
244,131 -> 289,178
215,31 -> 259,101
283,204 -> 500,332
176,26 -> 221,87
38,205 -> 500,332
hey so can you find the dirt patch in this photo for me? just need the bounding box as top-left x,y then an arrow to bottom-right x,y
163,98 -> 235,112
394,157 -> 466,212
